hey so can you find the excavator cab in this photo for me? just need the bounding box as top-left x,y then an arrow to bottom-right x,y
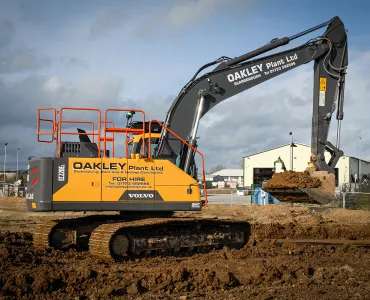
127,133 -> 160,158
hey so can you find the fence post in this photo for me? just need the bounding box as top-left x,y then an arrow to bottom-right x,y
342,192 -> 346,209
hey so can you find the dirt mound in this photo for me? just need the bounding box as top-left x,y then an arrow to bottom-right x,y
1,231 -> 370,299
2,197 -> 370,298
250,222 -> 370,240
178,204 -> 370,227
324,207 -> 370,224
263,170 -> 322,188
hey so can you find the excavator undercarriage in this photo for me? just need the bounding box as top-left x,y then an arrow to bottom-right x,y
28,16 -> 348,260
34,216 -> 249,261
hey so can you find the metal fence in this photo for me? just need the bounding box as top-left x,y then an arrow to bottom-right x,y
337,192 -> 370,210
0,185 -> 26,197
334,182 -> 370,211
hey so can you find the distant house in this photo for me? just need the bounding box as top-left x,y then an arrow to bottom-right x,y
209,169 -> 243,184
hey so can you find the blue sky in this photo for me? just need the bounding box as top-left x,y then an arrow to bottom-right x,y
0,0 -> 369,171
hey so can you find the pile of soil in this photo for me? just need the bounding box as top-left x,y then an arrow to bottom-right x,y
1,230 -> 370,299
1,198 -> 370,299
263,170 -> 322,189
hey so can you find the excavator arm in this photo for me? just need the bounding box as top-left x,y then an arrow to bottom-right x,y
154,16 -> 348,204
155,16 -> 347,169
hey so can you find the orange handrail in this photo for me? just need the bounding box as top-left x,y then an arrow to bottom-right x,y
58,108 -> 101,158
103,108 -> 146,158
101,120 -> 115,158
36,107 -> 208,206
60,120 -> 95,142
148,120 -> 208,206
37,108 -> 57,143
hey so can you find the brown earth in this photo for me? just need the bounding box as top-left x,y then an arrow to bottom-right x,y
263,170 -> 322,189
1,197 -> 370,299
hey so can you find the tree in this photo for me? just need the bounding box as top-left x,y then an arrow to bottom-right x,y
208,164 -> 226,174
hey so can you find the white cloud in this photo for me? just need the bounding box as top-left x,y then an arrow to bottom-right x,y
43,76 -> 61,92
0,20 -> 15,48
165,0 -> 230,30
0,48 -> 50,73
89,5 -> 128,40
0,74 -> 125,168
136,0 -> 256,37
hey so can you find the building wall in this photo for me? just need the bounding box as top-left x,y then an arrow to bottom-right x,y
243,144 -> 350,187
335,156 -> 350,186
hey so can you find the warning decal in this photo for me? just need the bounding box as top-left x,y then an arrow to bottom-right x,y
320,77 -> 327,91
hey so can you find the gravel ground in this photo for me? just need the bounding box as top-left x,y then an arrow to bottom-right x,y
1,197 -> 370,299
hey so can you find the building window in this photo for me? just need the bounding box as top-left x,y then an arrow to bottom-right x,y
253,168 -> 274,185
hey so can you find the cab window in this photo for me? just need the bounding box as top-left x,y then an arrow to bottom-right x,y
127,142 -> 133,157
136,138 -> 159,157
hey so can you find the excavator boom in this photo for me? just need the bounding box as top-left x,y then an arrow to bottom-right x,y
155,16 -> 348,204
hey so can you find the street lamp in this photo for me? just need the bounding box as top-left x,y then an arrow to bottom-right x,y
3,143 -> 7,195
16,148 -> 20,183
289,132 -> 297,170
359,136 -> 361,183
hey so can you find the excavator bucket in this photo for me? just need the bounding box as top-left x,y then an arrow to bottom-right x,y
262,170 -> 336,205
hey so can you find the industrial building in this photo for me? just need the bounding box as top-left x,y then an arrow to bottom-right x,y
243,143 -> 370,188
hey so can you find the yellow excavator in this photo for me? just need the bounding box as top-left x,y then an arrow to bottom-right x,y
27,16 -> 348,260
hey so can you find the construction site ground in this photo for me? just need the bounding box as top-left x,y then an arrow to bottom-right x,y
1,196 -> 370,299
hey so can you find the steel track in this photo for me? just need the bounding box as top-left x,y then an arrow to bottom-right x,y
89,218 -> 249,260
33,220 -> 59,248
33,217 -> 370,261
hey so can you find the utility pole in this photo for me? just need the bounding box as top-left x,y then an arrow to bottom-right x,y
359,136 -> 361,183
3,143 -> 7,195
289,132 -> 293,170
16,148 -> 20,182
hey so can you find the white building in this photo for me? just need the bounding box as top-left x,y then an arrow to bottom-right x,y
243,143 -> 370,187
0,172 -> 16,180
209,169 -> 244,184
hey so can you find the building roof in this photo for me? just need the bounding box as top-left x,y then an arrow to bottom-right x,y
243,142 -> 370,164
210,169 -> 243,177
242,142 -> 308,158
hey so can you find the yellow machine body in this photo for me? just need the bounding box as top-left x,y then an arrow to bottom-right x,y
52,156 -> 201,203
